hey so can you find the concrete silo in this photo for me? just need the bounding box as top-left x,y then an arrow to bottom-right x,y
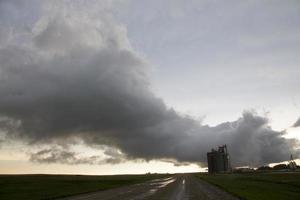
207,145 -> 231,174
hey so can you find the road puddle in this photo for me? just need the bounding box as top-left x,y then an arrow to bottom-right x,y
132,177 -> 176,200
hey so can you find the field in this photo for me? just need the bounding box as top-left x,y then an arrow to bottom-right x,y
0,173 -> 170,200
197,172 -> 300,200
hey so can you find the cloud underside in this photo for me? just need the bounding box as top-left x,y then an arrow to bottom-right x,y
29,147 -> 125,165
293,118 -> 300,127
0,0 -> 299,167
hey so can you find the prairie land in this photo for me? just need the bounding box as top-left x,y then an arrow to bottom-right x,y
0,173 -> 170,200
198,172 -> 300,200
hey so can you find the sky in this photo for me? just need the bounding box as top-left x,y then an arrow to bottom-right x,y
0,0 -> 300,175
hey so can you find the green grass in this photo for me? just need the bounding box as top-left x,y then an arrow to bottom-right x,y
197,172 -> 300,200
0,173 -> 171,200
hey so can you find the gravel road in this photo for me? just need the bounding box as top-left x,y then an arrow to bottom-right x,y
57,174 -> 239,200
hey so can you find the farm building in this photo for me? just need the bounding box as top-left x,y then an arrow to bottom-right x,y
207,145 -> 231,174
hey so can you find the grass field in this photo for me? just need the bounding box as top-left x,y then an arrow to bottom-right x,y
197,172 -> 300,200
0,173 -> 171,200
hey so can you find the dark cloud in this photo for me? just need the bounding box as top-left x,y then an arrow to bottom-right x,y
0,1 -> 299,167
30,147 -> 125,165
293,118 -> 300,127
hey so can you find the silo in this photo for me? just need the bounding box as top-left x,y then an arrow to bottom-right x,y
207,145 -> 230,174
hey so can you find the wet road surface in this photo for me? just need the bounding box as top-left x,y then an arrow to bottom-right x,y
58,174 -> 239,200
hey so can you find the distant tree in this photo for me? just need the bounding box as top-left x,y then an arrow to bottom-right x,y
257,166 -> 272,171
273,164 -> 288,170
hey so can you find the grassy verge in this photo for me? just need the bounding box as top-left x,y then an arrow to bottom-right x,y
0,173 -> 171,200
197,172 -> 300,200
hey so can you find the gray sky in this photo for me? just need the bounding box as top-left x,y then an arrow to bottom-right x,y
0,0 -> 300,174
115,0 -> 300,129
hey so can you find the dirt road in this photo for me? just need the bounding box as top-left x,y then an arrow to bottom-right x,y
58,174 -> 239,200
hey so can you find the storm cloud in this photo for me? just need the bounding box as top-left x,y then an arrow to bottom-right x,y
30,147 -> 125,165
293,118 -> 300,127
0,0 -> 299,167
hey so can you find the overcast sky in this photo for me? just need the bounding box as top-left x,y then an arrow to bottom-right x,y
115,0 -> 300,129
0,0 -> 300,174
